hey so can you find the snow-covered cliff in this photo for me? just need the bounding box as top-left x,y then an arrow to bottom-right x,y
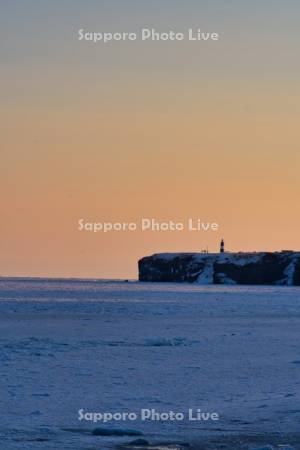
138,252 -> 300,285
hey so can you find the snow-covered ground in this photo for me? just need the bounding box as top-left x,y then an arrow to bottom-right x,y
0,278 -> 300,449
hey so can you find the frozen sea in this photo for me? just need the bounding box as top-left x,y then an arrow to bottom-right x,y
0,278 -> 300,449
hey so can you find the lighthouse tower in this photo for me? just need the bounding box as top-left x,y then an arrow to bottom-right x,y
220,239 -> 225,253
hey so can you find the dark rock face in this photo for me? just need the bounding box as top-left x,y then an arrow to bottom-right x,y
293,260 -> 300,285
138,254 -> 205,282
138,252 -> 300,286
214,253 -> 287,285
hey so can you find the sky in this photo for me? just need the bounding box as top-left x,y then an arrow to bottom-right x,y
1,0 -> 300,278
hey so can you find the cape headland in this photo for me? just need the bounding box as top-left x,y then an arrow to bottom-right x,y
138,251 -> 300,285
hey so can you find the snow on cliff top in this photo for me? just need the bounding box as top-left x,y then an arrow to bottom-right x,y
149,251 -> 300,265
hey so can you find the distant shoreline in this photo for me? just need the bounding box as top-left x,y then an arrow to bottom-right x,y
0,276 -> 137,283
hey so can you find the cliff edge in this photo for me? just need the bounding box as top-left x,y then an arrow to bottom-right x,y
138,252 -> 300,285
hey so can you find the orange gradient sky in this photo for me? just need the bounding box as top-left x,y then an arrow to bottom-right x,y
1,1 -> 300,278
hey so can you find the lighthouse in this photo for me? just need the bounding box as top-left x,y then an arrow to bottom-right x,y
220,239 -> 225,253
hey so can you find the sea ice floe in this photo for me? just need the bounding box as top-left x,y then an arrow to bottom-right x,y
92,427 -> 143,436
143,337 -> 187,347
